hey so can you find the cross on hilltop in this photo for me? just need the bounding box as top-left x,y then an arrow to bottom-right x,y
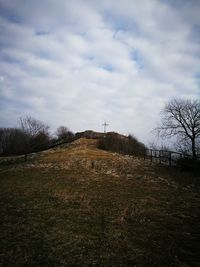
102,121 -> 109,133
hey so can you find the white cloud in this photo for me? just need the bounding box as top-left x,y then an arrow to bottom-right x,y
0,0 -> 199,144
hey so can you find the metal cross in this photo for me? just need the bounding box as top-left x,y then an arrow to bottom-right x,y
102,121 -> 109,133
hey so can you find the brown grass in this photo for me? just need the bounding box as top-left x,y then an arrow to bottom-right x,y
0,138 -> 200,266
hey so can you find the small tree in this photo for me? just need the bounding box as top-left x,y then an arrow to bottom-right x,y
55,126 -> 74,141
156,98 -> 200,160
19,116 -> 50,152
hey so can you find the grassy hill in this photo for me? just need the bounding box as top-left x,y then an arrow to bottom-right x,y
0,138 -> 200,266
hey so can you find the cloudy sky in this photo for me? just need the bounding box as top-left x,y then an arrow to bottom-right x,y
0,0 -> 200,144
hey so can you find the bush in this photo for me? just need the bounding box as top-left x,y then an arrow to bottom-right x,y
55,126 -> 74,142
0,116 -> 52,156
177,157 -> 200,174
98,132 -> 146,156
0,128 -> 29,155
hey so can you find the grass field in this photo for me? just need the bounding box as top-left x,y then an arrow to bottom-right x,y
0,139 -> 200,266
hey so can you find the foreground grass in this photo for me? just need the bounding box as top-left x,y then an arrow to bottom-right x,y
0,159 -> 200,266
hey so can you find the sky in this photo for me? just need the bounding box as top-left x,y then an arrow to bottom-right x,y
0,0 -> 200,144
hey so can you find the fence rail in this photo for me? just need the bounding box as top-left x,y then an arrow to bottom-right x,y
144,149 -> 186,166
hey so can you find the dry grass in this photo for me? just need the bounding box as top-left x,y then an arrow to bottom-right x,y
0,138 -> 200,266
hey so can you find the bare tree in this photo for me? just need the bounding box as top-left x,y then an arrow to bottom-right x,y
0,128 -> 29,155
0,117 -> 51,155
19,116 -> 50,152
156,99 -> 200,160
55,126 -> 74,141
19,116 -> 49,137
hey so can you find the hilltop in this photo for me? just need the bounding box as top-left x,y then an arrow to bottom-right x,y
75,130 -> 130,140
75,130 -> 105,139
0,138 -> 200,266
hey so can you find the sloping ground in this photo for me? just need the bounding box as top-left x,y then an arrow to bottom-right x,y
0,138 -> 200,266
21,138 -> 153,177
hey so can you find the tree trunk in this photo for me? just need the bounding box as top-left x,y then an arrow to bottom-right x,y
191,137 -> 196,160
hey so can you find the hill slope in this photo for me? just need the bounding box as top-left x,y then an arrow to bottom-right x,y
23,138 -> 149,177
0,138 -> 200,266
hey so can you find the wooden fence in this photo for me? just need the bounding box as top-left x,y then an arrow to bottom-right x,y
143,149 -> 184,167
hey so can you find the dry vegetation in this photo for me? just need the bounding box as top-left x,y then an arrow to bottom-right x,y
0,138 -> 200,266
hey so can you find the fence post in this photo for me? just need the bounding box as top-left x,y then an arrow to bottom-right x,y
159,151 -> 161,164
143,149 -> 146,160
150,149 -> 153,162
169,151 -> 172,167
